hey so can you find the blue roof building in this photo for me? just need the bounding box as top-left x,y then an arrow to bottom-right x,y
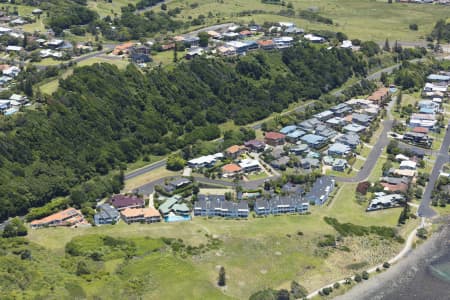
280,125 -> 298,134
328,142 -> 351,156
300,134 -> 327,149
427,74 -> 450,82
286,129 -> 306,142
305,176 -> 335,206
94,204 -> 120,225
343,124 -> 366,133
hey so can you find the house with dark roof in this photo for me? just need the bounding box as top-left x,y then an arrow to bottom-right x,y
314,125 -> 337,141
110,194 -> 145,211
328,143 -> 351,157
367,193 -> 404,211
271,156 -> 290,169
164,178 -> 192,193
94,204 -> 120,225
305,176 -> 335,205
298,118 -> 322,132
300,134 -> 328,149
280,125 -> 298,135
332,159 -> 347,171
244,139 -> 266,152
254,195 -> 309,215
301,158 -> 320,169
193,195 -> 249,218
265,132 -> 285,146
330,103 -> 352,117
326,117 -> 346,130
289,143 -> 309,155
158,195 -> 189,217
343,123 -> 366,134
351,113 -> 372,126
314,110 -> 334,121
281,182 -> 304,195
286,129 -> 306,143
336,133 -> 360,149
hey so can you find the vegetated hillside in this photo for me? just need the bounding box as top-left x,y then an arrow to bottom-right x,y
0,45 -> 366,221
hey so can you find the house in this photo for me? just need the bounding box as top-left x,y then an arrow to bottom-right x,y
412,126 -> 429,134
380,181 -> 408,193
301,157 -> 320,169
257,39 -> 275,50
314,110 -> 334,121
395,154 -> 410,161
254,195 -> 309,215
314,125 -> 337,141
3,66 -> 20,78
341,40 -> 353,49
46,39 -> 65,49
226,41 -> 250,54
399,160 -> 417,170
183,36 -> 200,47
328,143 -> 351,157
129,45 -> 152,63
305,176 -> 335,206
346,98 -> 373,108
32,8 -> 43,15
367,193 -> 404,211
336,133 -> 360,149
194,195 -> 249,218
217,45 -> 236,56
332,159 -> 347,171
113,41 -> 134,55
284,26 -> 304,35
273,36 -> 294,49
225,145 -> 245,158
239,158 -> 261,173
343,124 -> 366,133
367,87 -> 390,104
423,82 -> 448,94
158,195 -> 188,217
239,30 -> 253,38
244,139 -> 266,152
351,113 -> 372,126
280,125 -> 298,135
409,117 -> 436,129
322,156 -> 334,166
393,168 -> 417,177
185,47 -> 204,59
427,74 -> 450,83
188,153 -> 224,168
289,143 -> 309,155
110,194 -> 145,211
326,117 -> 346,130
330,103 -> 352,117
281,182 -> 304,195
94,204 -> 120,225
304,34 -> 325,43
222,163 -> 242,177
298,118 -> 322,132
271,156 -> 290,169
30,208 -> 85,229
6,45 -> 22,52
265,132 -> 285,146
0,100 -> 11,115
286,129 -> 306,143
121,207 -> 161,224
300,134 -> 328,149
164,178 -> 191,193
403,132 -> 432,147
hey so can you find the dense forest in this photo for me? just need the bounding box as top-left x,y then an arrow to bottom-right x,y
0,45 -> 366,221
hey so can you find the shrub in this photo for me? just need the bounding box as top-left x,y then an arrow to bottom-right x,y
354,274 -> 362,282
383,262 -> 391,269
333,282 -> 340,289
362,271 -> 369,280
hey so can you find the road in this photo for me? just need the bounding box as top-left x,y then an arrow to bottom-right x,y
418,125 -> 450,217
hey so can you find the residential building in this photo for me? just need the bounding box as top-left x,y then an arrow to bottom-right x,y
121,207 -> 161,224
304,34 -> 325,43
351,113 -> 372,126
217,45 -> 236,56
280,125 -> 298,135
271,156 -> 290,169
194,196 -> 249,218
94,204 -> 120,225
367,87 -> 390,104
395,154 -> 410,161
332,159 -> 347,171
427,74 -> 450,83
305,176 -> 335,206
328,143 -> 351,157
336,133 -> 360,149
225,145 -> 245,158
300,134 -> 328,149
323,156 -> 334,166
110,194 -> 145,211
265,132 -> 286,146
113,41 -> 134,55
286,129 -> 306,143
222,163 -> 242,177
164,178 -> 191,193
30,208 -> 85,229
399,160 -> 417,170
129,45 -> 152,63
158,195 -> 184,217
403,132 -> 432,147
257,39 -> 275,50
239,158 -> 261,173
367,193 -> 404,211
281,182 -> 304,195
244,139 -> 266,152
343,123 -> 366,133
314,125 -> 337,141
301,157 -> 320,169
254,195 -> 309,215
273,36 -> 294,49
314,110 -> 334,121
330,103 -> 352,117
298,118 -> 322,132
188,153 -> 224,168
326,117 -> 346,130
289,143 -> 309,155
412,126 -> 429,134
6,45 -> 23,52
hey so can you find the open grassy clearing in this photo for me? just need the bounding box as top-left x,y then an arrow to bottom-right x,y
87,0 -> 140,17
163,0 -> 450,42
123,166 -> 179,192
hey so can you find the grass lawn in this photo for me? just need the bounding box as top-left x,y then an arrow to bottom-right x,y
123,166 -> 179,192
163,0 -> 450,42
77,56 -> 130,69
87,0 -> 140,17
34,58 -> 65,67
247,171 -> 269,181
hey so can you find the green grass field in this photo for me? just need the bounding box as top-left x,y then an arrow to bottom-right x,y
162,0 -> 450,42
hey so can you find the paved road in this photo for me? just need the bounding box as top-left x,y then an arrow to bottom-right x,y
418,127 -> 450,217
124,159 -> 167,180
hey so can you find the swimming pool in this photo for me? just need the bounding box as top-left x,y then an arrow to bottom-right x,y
164,215 -> 191,222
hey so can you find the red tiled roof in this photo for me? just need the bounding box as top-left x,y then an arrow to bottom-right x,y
222,163 -> 242,173
121,207 -> 160,218
226,145 -> 244,154
380,182 -> 408,192
265,132 -> 285,140
110,194 -> 144,209
412,127 -> 429,134
257,40 -> 274,46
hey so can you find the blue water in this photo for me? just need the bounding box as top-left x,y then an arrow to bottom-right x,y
164,215 -> 191,222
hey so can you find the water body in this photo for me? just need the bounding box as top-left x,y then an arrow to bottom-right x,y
335,219 -> 450,300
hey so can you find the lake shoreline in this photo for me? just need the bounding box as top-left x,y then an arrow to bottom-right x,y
334,216 -> 450,300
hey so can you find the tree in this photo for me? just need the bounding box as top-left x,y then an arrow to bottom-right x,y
2,217 -> 27,238
383,38 -> 390,52
166,154 -> 186,171
380,72 -> 389,87
409,23 -> 418,31
362,271 -> 369,280
173,46 -> 178,62
290,281 -> 308,298
354,274 -> 362,282
198,31 -> 209,47
161,3 -> 167,10
276,289 -> 290,300
218,266 -> 226,286
76,261 -> 90,276
417,227 -> 427,239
